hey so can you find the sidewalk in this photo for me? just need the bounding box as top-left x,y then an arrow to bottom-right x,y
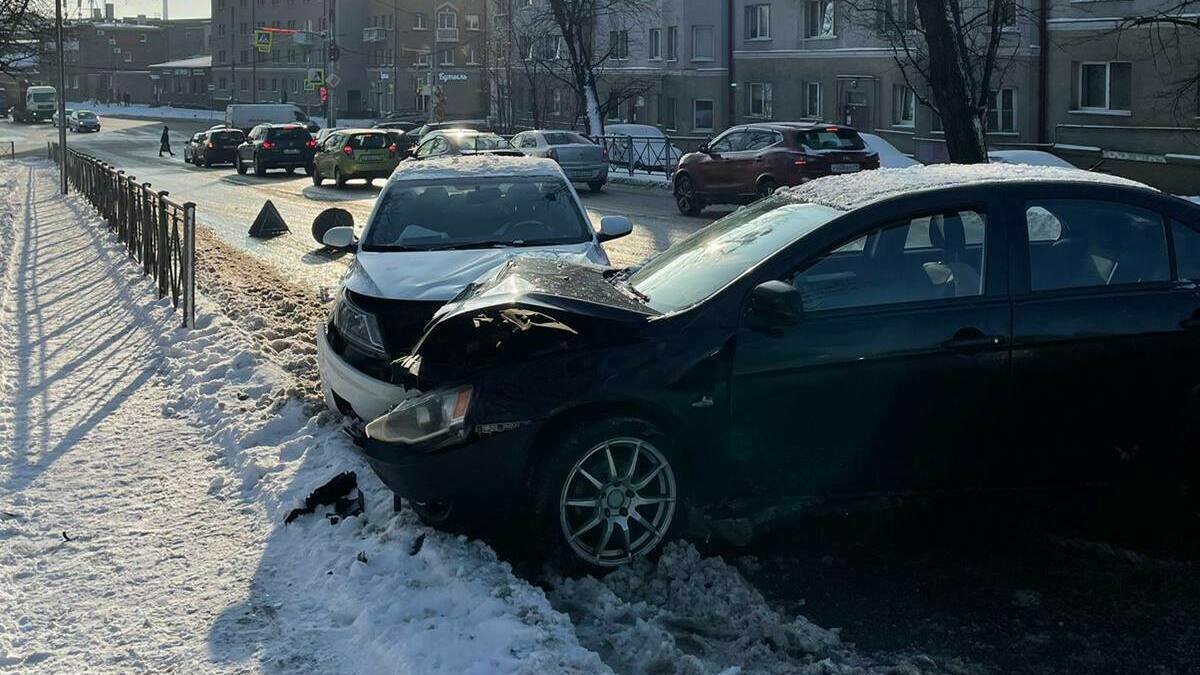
0,162 -> 604,673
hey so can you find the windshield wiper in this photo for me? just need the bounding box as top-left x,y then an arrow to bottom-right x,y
609,276 -> 649,303
421,240 -> 523,251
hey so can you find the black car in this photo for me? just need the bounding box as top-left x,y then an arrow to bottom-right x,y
192,128 -> 246,167
236,123 -> 316,176
358,167 -> 1200,569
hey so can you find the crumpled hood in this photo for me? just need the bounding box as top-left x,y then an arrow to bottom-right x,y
340,242 -> 608,301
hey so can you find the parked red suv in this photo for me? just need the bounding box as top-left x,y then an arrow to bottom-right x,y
673,123 -> 880,215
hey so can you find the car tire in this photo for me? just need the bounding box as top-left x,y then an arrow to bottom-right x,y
304,163 -> 314,176
589,181 -> 605,193
236,158 -> 247,175
674,174 -> 703,216
532,417 -> 684,570
334,167 -> 346,189
756,177 -> 778,199
254,155 -> 266,177
286,167 -> 296,175
312,165 -> 323,186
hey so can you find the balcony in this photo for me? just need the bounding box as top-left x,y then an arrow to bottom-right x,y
363,26 -> 388,43
436,27 -> 458,42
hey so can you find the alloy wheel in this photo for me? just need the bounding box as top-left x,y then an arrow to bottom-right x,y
675,177 -> 697,214
559,437 -> 677,567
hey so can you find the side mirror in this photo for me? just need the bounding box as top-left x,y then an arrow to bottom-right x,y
748,280 -> 803,329
321,226 -> 357,252
698,143 -> 710,154
312,207 -> 356,247
597,215 -> 633,242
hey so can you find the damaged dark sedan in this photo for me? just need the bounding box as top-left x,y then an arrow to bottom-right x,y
362,165 -> 1200,569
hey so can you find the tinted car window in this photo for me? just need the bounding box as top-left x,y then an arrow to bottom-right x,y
211,130 -> 244,144
792,209 -> 988,311
1171,219 -> 1200,281
796,129 -> 866,151
266,126 -> 310,142
543,132 -> 591,145
629,197 -> 843,313
709,131 -> 744,153
1025,200 -> 1168,292
349,133 -> 388,149
362,177 -> 591,251
744,131 -> 780,151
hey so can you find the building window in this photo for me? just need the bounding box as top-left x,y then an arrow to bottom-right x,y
1078,61 -> 1131,111
609,30 -> 629,60
999,0 -> 1017,27
270,77 -> 277,91
892,84 -> 915,126
240,49 -> 248,64
659,95 -> 677,130
467,45 -> 481,65
648,28 -> 662,60
416,50 -> 430,66
805,0 -> 834,37
414,12 -> 428,29
806,81 -> 822,118
693,99 -> 714,130
748,82 -> 772,118
257,78 -> 265,90
439,48 -> 454,66
437,8 -> 458,41
219,76 -> 227,89
240,77 -> 248,91
218,49 -> 226,64
888,0 -> 918,30
692,25 -> 714,60
667,26 -> 678,60
551,89 -> 562,114
744,4 -> 771,40
465,14 -> 481,30
986,88 -> 1016,132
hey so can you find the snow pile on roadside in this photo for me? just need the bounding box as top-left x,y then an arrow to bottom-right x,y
781,163 -> 1150,212
549,542 -> 859,675
67,101 -> 225,122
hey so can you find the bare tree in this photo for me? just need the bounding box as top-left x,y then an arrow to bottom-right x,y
1109,2 -> 1200,120
851,0 -> 1023,163
518,0 -> 656,135
1,0 -> 52,77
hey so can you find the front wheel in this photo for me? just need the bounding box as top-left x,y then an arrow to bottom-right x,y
674,175 -> 703,216
533,418 -> 683,570
756,177 -> 779,199
236,158 -> 247,175
304,163 -> 314,177
334,167 -> 346,189
588,181 -> 605,193
312,165 -> 323,186
254,155 -> 266,177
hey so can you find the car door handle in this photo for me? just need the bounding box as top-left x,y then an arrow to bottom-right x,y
941,328 -> 1006,351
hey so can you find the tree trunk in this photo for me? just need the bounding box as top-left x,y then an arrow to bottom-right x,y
584,74 -> 602,136
915,0 -> 988,163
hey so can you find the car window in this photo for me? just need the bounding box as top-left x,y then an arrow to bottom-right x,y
293,110 -> 306,122
266,126 -> 309,142
1172,220 -> 1200,281
350,133 -> 388,149
543,132 -> 591,145
743,131 -> 780,151
212,130 -> 243,144
790,209 -> 988,311
708,131 -> 743,154
1025,200 -> 1168,292
629,198 -> 844,313
796,128 -> 866,151
362,177 -> 591,251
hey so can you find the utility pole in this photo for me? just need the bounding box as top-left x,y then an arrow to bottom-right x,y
230,5 -> 236,102
251,0 -> 257,103
391,0 -> 399,113
326,0 -> 336,126
55,0 -> 67,195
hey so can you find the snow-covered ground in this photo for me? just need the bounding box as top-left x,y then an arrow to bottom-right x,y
0,161 -> 896,673
66,102 -> 374,129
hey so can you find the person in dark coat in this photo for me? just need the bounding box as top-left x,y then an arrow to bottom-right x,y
159,126 -> 174,157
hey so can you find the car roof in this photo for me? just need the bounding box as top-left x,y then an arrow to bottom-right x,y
389,155 -> 562,183
779,163 -> 1153,212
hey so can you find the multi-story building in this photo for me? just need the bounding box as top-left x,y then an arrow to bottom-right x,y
506,0 -> 1198,190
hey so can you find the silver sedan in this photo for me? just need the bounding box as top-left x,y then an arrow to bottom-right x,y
511,129 -> 609,192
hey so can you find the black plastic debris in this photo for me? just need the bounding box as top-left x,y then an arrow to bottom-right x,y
408,533 -> 426,556
356,551 -> 368,564
311,207 -> 353,245
248,200 -> 289,238
61,531 -> 72,542
284,471 -> 364,525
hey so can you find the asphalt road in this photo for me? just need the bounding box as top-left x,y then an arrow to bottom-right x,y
3,115 -> 728,289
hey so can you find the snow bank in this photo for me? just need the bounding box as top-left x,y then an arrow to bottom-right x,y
860,133 -> 920,169
393,154 -> 561,180
780,163 -> 1150,212
67,101 -> 225,122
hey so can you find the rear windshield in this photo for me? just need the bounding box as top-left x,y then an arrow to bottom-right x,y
363,177 -> 591,252
349,133 -> 389,149
266,127 -> 310,141
212,130 -> 245,143
543,132 -> 592,146
796,129 -> 866,151
451,134 -> 511,151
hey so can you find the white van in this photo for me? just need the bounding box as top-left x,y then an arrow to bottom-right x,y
225,104 -> 319,134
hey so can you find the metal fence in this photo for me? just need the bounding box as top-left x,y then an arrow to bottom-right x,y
49,142 -> 196,328
592,135 -> 708,178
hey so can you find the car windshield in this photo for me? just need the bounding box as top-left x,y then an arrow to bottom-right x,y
362,176 -> 591,252
628,198 -> 844,313
349,133 -> 388,149
266,127 -> 309,141
797,129 -> 866,151
76,112 -> 96,120
32,93 -> 53,102
543,132 -> 591,145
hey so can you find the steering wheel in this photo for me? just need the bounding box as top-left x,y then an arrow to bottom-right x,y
501,219 -> 552,241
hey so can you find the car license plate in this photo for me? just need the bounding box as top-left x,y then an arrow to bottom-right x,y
284,148 -> 300,154
831,163 -> 860,173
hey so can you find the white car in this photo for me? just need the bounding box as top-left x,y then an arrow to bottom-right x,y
603,123 -> 684,171
314,155 -> 634,421
859,132 -> 920,168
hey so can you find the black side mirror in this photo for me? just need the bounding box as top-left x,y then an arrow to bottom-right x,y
748,280 -> 803,329
698,143 -> 710,154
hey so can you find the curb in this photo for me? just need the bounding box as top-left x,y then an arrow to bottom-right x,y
608,174 -> 673,191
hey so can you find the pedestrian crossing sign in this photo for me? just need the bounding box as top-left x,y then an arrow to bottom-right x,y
254,30 -> 272,53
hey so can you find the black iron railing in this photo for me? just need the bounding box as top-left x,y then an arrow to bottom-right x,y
49,142 -> 196,328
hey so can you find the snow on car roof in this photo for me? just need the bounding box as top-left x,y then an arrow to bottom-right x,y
779,163 -> 1151,211
389,155 -> 561,181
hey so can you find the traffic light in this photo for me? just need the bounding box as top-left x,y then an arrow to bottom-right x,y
319,86 -> 328,103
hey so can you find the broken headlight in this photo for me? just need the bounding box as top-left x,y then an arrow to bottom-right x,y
365,385 -> 473,446
333,292 -> 386,358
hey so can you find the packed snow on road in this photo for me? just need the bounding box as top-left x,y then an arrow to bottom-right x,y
0,161 -> 916,673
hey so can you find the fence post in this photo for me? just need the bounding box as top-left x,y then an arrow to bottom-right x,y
141,183 -> 153,271
156,191 -> 170,299
182,202 -> 196,329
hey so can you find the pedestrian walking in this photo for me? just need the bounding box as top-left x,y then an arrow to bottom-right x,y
159,126 -> 174,157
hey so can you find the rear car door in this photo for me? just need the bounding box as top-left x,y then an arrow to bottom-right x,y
239,126 -> 261,163
1009,187 -> 1200,486
731,196 -> 1012,498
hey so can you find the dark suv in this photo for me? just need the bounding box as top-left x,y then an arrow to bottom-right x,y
673,123 -> 879,215
193,128 -> 246,167
236,123 -> 317,176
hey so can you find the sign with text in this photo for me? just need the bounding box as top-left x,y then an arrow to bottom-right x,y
254,29 -> 273,53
